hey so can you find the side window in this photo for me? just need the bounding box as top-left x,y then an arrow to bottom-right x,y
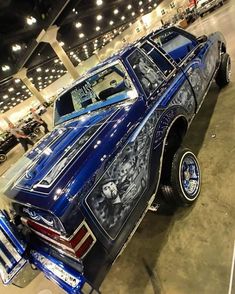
152,30 -> 198,63
128,50 -> 164,96
141,42 -> 175,76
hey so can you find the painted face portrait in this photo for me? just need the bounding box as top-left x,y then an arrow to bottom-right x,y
117,161 -> 133,182
102,181 -> 118,200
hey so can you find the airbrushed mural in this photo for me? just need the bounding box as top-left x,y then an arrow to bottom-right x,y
86,111 -> 161,239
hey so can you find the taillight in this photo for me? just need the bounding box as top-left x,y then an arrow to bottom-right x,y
22,218 -> 96,259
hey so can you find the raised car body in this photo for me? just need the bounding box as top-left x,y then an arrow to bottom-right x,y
0,27 -> 230,293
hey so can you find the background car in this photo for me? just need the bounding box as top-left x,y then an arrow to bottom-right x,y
0,132 -> 18,163
197,0 -> 224,17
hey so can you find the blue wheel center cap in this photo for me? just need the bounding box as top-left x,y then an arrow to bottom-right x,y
181,155 -> 200,197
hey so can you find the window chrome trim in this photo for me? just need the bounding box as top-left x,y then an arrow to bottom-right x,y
139,40 -> 177,79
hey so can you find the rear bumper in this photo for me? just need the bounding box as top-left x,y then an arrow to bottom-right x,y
0,210 -> 99,293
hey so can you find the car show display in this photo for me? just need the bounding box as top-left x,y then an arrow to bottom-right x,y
0,24 -> 231,293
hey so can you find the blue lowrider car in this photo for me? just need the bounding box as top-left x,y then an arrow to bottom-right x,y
0,27 -> 231,293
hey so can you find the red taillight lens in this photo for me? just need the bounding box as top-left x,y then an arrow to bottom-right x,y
23,218 -> 95,259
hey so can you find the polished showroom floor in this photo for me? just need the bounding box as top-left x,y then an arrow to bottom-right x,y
1,1 -> 235,293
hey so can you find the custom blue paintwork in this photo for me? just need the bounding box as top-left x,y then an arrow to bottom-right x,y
0,27 -> 228,293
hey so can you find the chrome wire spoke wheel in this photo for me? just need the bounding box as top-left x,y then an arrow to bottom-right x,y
180,152 -> 201,201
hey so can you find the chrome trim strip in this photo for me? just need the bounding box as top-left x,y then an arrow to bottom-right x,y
0,231 -> 21,262
0,249 -> 12,268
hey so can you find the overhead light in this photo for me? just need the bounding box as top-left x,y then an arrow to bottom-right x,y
132,12 -> 135,16
52,69 -> 55,72
83,44 -> 87,48
149,0 -> 152,2
75,22 -> 82,28
139,1 -> 143,5
8,88 -> 14,92
109,20 -> 114,25
127,4 -> 132,9
12,44 -> 21,52
26,16 -> 37,25
59,41 -> 65,46
36,67 -> 42,72
79,33 -> 85,38
96,26 -> 100,31
54,59 -> 59,63
96,15 -> 102,21
3,95 -> 8,99
69,51 -> 74,55
140,8 -> 144,12
14,79 -> 20,83
96,0 -> 103,5
121,16 -> 125,20
114,9 -> 119,14
22,85 -> 26,89
2,65 -> 10,71
154,3 -> 157,7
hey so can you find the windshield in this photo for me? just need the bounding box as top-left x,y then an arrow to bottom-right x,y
54,61 -> 136,125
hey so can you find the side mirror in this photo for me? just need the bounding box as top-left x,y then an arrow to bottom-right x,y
197,35 -> 208,43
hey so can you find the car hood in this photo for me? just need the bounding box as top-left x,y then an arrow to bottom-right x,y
2,99 -> 145,212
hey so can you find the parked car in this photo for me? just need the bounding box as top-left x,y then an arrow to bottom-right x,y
0,132 -> 18,163
197,0 -> 224,17
0,27 -> 231,293
21,119 -> 42,136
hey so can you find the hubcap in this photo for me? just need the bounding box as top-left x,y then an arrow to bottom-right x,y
180,153 -> 200,198
0,154 -> 6,162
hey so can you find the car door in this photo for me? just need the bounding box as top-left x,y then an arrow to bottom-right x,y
151,27 -> 219,111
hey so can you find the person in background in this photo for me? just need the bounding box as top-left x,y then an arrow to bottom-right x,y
30,108 -> 49,134
8,123 -> 34,152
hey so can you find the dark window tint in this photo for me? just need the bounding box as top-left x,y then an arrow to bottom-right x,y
128,50 -> 164,96
153,30 -> 198,63
141,42 -> 174,76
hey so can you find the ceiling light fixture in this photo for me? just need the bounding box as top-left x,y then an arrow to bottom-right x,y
12,44 -> 21,52
121,16 -> 125,20
14,79 -> 20,83
127,4 -> 132,9
75,22 -> 82,28
109,20 -> 114,25
59,41 -> 65,46
114,9 -> 119,14
79,33 -> 85,38
96,0 -> 103,6
96,26 -> 100,31
139,1 -> 143,5
2,65 -> 10,71
96,15 -> 102,21
26,16 -> 37,25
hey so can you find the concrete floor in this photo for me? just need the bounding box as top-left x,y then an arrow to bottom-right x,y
1,1 -> 235,293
